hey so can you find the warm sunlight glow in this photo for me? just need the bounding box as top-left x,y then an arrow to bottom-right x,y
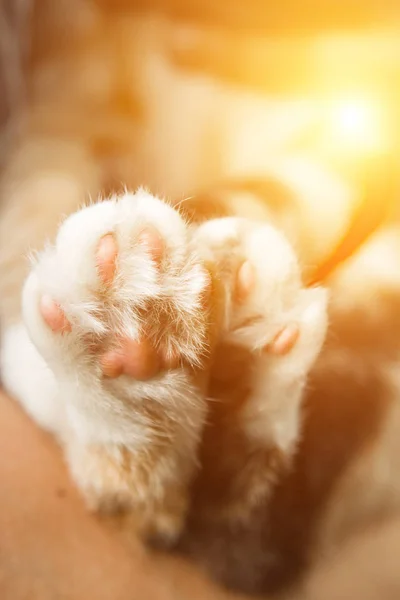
328,98 -> 385,153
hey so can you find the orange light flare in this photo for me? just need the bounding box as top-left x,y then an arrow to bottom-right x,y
290,94 -> 395,184
325,97 -> 387,155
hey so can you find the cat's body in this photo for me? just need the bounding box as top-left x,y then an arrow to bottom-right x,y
1,2 -> 400,596
0,184 -> 328,551
2,173 -> 400,597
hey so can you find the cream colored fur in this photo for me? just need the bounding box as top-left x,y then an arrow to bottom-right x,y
2,4 -> 394,593
1,189 -> 327,544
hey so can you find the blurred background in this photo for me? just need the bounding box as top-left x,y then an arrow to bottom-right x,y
0,0 -> 399,261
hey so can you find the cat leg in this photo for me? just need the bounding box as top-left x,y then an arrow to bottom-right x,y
193,218 -> 328,517
20,189 -> 210,545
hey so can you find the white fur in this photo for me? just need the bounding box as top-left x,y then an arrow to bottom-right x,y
17,190 -> 209,518
0,323 -> 62,434
195,217 -> 328,456
240,287 -> 328,454
2,191 -> 328,525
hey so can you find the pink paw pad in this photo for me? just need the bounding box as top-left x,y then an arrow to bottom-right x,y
101,338 -> 160,380
236,261 -> 255,301
96,234 -> 118,285
39,295 -> 71,333
138,227 -> 164,264
266,324 -> 300,356
96,228 -> 163,287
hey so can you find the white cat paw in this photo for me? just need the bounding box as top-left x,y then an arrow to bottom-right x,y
21,190 -> 210,534
195,217 -> 328,370
22,189 -> 210,385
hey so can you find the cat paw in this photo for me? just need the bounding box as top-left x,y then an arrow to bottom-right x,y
22,189 -> 210,384
235,228 -> 328,372
195,217 -> 328,369
21,190 -> 210,535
